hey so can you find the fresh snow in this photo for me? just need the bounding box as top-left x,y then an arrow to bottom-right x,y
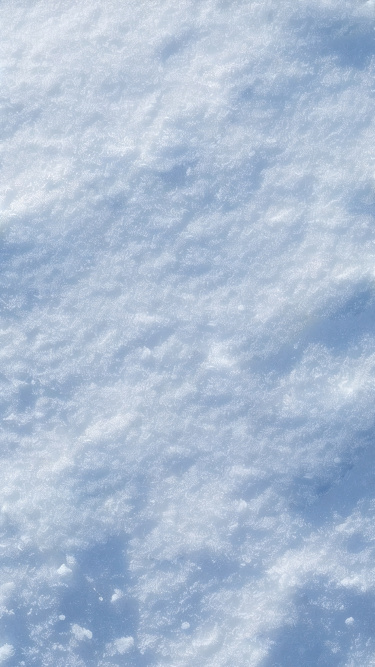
1,0 -> 375,665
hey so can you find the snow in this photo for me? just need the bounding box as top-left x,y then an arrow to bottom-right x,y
110,589 -> 123,603
0,646 -> 14,664
1,0 -> 375,664
71,625 -> 93,641
57,564 -> 72,577
111,636 -> 134,654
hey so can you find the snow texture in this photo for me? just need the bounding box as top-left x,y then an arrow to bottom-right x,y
0,0 -> 375,665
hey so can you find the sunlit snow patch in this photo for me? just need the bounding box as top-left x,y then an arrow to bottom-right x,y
0,645 -> 14,663
71,624 -> 93,641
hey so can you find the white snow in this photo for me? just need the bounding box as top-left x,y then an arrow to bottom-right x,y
113,636 -> 135,654
110,588 -> 123,603
0,646 -> 14,663
71,624 -> 93,641
57,564 -> 72,576
1,0 -> 375,664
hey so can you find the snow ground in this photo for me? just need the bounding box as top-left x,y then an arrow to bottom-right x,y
0,0 -> 375,665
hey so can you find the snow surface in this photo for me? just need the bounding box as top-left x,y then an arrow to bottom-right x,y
1,0 -> 375,665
